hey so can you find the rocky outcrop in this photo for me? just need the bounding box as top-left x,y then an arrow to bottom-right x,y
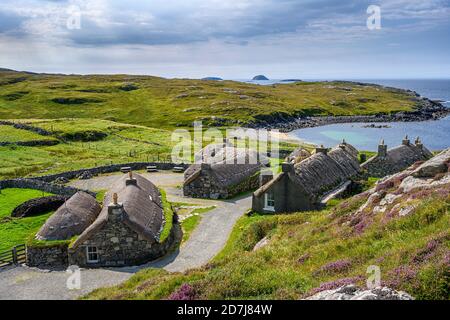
246,89 -> 450,132
304,285 -> 414,300
348,148 -> 450,233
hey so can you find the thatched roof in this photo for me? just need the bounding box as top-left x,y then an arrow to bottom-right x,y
362,142 -> 433,172
287,143 -> 360,197
385,144 -> 432,163
286,147 -> 311,164
185,144 -> 267,188
71,173 -> 163,248
36,192 -> 101,241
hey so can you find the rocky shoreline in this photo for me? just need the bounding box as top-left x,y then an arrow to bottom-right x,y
248,95 -> 450,133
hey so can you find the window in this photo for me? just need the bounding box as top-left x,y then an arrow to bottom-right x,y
264,191 -> 275,211
86,246 -> 99,263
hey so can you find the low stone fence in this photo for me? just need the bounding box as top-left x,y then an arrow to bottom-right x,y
26,243 -> 69,269
29,162 -> 190,183
0,140 -> 59,147
0,120 -> 53,136
0,178 -> 95,197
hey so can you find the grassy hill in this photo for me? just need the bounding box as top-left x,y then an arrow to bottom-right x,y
85,161 -> 450,300
0,69 -> 420,129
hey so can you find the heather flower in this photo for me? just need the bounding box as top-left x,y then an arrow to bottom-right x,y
168,283 -> 198,300
314,259 -> 352,276
384,265 -> 417,289
307,276 -> 364,296
412,239 -> 440,264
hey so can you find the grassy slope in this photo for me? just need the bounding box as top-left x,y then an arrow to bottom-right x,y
0,188 -> 53,251
0,119 -> 174,179
0,125 -> 56,143
85,188 -> 449,300
0,70 -> 418,129
0,118 -> 300,180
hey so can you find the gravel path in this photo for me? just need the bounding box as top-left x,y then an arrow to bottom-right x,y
0,172 -> 251,300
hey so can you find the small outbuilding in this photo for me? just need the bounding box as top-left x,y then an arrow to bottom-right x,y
252,142 -> 361,214
361,136 -> 433,177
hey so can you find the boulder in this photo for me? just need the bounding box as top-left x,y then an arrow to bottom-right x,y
412,148 -> 450,178
304,285 -> 414,300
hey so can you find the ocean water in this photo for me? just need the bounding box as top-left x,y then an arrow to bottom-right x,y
282,79 -> 450,151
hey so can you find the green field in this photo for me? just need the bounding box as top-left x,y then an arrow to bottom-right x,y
0,188 -> 53,251
85,189 -> 450,300
0,125 -> 56,143
0,69 -> 419,129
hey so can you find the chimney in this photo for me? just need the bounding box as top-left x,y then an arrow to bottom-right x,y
125,171 -> 137,186
378,139 -> 387,158
315,144 -> 328,154
281,162 -> 294,173
415,136 -> 423,150
259,170 -> 273,187
402,135 -> 410,146
108,193 -> 124,222
339,139 -> 347,149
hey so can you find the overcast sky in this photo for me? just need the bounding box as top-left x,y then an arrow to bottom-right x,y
0,0 -> 449,79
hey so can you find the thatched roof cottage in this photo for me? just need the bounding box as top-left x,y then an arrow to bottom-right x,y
361,136 -> 433,177
184,143 -> 268,199
252,142 -> 361,213
27,173 -> 178,269
68,172 -> 166,267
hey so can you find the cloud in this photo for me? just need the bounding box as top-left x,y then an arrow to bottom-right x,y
0,0 -> 449,78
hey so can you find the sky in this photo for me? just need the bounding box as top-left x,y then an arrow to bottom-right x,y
0,0 -> 449,79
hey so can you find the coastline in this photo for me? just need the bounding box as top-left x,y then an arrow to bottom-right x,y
246,88 -> 450,133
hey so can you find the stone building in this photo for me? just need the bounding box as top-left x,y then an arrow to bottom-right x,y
183,144 -> 267,199
27,173 -> 177,268
252,142 -> 361,214
361,136 -> 433,178
69,173 -> 166,267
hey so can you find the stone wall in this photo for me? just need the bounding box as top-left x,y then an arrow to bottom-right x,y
68,214 -> 182,268
184,171 -> 260,199
0,121 -> 53,136
26,244 -> 69,269
0,140 -> 59,147
28,162 -> 189,183
0,178 -> 95,197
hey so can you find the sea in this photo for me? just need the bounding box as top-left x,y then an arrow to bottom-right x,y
238,79 -> 450,151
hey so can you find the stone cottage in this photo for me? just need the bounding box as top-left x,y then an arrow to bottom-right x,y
361,136 -> 433,177
184,143 -> 268,199
69,173 -> 166,267
27,173 -> 177,268
252,142 -> 361,213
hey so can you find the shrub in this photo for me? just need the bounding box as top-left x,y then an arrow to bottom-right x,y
168,284 -> 198,300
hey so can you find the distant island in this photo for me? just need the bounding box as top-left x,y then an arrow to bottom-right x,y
281,79 -> 303,82
201,77 -> 223,81
252,75 -> 269,80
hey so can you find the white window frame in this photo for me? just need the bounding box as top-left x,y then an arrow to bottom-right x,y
86,246 -> 99,263
264,191 -> 275,212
